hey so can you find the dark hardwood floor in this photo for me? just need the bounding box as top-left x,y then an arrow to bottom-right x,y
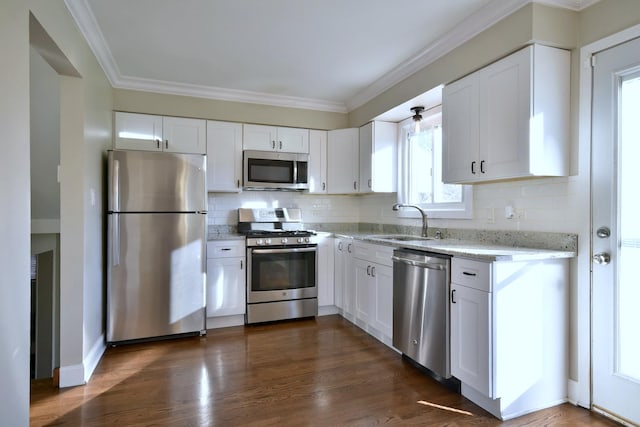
31,315 -> 618,426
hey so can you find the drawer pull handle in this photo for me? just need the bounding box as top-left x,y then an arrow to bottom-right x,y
462,271 -> 476,276
221,248 -> 232,251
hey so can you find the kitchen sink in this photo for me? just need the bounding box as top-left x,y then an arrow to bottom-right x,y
368,234 -> 434,241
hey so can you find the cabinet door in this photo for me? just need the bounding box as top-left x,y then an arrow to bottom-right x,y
206,257 -> 246,317
442,74 -> 479,183
317,235 -> 334,307
243,124 -> 277,151
163,116 -> 206,154
371,263 -> 393,338
278,127 -> 309,153
478,46 -> 530,180
327,128 -> 359,194
451,283 -> 492,396
333,239 -> 345,310
354,259 -> 372,326
114,112 -> 163,151
308,130 -> 327,193
206,121 -> 242,192
342,240 -> 356,321
358,123 -> 373,193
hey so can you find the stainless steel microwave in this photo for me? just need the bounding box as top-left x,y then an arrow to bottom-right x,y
243,150 -> 309,190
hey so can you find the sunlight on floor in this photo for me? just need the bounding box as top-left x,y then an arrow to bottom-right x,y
417,400 -> 474,416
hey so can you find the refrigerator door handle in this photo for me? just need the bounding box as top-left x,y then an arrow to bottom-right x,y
112,159 -> 120,212
112,214 -> 120,266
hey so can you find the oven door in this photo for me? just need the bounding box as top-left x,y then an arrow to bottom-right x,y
247,246 -> 317,303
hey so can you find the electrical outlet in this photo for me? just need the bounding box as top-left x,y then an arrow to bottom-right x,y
486,208 -> 495,224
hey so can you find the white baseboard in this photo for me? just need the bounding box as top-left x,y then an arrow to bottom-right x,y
84,333 -> 105,383
59,364 -> 85,388
59,334 -> 106,388
206,314 -> 245,329
318,305 -> 339,316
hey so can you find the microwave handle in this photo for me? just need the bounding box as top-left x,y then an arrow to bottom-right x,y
293,160 -> 298,184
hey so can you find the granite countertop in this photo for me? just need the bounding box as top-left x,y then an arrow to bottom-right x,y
207,233 -> 245,241
334,233 -> 576,262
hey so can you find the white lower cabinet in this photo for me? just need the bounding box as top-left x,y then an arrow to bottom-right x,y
352,242 -> 394,347
334,237 -> 354,321
316,233 -> 336,314
450,256 -> 569,420
206,240 -> 246,328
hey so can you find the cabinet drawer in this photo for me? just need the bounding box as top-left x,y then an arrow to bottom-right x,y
353,242 -> 394,266
451,257 -> 492,292
207,240 -> 246,259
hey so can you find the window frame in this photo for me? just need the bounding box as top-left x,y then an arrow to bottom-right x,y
396,106 -> 473,219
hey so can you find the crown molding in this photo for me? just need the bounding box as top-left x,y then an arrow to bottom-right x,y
66,0 -> 598,114
346,0 -> 532,111
346,0 -> 599,111
115,76 -> 348,113
64,0 -> 120,86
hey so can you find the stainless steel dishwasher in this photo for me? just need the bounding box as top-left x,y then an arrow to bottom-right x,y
392,248 -> 451,379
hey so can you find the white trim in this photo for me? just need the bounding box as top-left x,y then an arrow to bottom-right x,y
206,315 -> 245,329
83,333 -> 105,383
30,219 -> 60,234
64,0 -> 598,113
59,363 -> 85,388
318,305 -> 339,316
114,76 -> 348,113
577,22 -> 640,409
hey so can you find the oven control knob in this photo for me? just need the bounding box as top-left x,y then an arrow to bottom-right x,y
304,237 -> 310,243
256,239 -> 264,245
281,238 -> 288,244
297,237 -> 304,243
264,238 -> 271,245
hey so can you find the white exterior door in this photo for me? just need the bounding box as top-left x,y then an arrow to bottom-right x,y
592,36 -> 640,426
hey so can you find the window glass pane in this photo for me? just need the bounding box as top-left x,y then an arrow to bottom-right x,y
618,74 -> 640,381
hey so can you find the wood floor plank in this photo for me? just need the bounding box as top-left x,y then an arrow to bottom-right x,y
30,315 -> 619,426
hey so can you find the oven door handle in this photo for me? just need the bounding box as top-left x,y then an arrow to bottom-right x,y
250,247 -> 316,255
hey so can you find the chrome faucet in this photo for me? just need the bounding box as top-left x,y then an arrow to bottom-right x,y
392,203 -> 428,237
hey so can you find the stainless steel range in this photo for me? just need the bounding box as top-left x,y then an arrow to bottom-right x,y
238,208 -> 318,324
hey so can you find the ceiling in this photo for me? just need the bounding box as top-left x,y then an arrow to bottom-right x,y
65,0 -> 597,121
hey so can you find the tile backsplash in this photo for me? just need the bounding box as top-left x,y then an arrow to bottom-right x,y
208,174 -> 585,235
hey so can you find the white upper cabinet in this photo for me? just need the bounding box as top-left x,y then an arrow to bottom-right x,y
114,112 -> 206,154
308,130 -> 328,194
114,112 -> 163,151
162,116 -> 207,154
327,128 -> 360,194
359,121 -> 397,193
206,120 -> 243,192
442,44 -> 570,184
242,124 -> 309,153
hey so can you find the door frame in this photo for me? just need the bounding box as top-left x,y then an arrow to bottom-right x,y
579,23 -> 640,419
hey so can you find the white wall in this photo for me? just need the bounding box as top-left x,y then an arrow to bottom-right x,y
30,47 -> 61,226
0,2 -> 32,425
0,2 -> 112,423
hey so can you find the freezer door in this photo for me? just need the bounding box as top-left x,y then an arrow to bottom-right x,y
107,212 -> 206,343
108,149 -> 206,213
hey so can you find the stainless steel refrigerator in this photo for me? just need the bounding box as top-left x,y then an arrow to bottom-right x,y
107,149 -> 207,344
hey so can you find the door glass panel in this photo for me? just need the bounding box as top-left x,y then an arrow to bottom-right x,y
618,73 -> 640,381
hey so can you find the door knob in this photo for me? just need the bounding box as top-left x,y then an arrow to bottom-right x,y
593,252 -> 611,265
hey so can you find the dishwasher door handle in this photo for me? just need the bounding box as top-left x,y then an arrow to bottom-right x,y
391,256 -> 445,271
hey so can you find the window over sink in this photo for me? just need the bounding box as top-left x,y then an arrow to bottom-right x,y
397,105 -> 472,219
